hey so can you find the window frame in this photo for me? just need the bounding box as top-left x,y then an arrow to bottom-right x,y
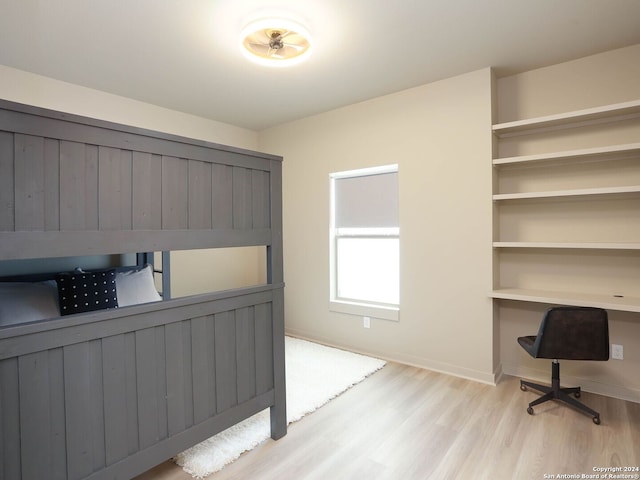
329,165 -> 399,321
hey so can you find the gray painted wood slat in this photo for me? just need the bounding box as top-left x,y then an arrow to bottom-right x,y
188,160 -> 213,230
88,339 -> 106,472
154,325 -> 169,442
60,141 -> 99,231
49,347 -> 68,480
18,351 -> 52,480
102,334 -> 131,465
124,331 -> 140,455
233,167 -> 252,230
252,169 -> 270,229
136,328 -> 163,449
165,321 -> 187,436
99,146 -> 133,231
254,302 -> 274,395
132,152 -> 162,230
0,131 -> 14,231
162,156 -> 188,229
14,134 -> 45,231
63,342 -> 99,480
270,287 -> 287,440
44,138 -> 61,231
212,163 -> 233,229
182,319 -> 194,429
206,314 -> 217,417
236,306 -> 256,404
215,310 -> 238,412
0,358 -> 21,480
191,316 -> 211,424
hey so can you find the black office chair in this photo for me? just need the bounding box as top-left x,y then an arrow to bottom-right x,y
518,306 -> 609,424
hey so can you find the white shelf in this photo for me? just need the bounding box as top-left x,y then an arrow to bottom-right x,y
493,142 -> 640,167
491,288 -> 640,313
492,99 -> 640,137
493,242 -> 640,250
493,185 -> 640,201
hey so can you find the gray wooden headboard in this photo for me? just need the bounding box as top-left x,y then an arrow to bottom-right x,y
0,99 -> 283,266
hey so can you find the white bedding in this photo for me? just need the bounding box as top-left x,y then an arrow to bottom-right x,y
0,265 -> 162,328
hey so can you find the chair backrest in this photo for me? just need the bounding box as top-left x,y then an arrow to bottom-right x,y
532,307 -> 609,360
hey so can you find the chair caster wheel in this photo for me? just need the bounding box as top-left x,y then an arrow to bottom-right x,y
593,416 -> 601,425
527,407 -> 534,415
520,384 -> 527,391
575,392 -> 581,398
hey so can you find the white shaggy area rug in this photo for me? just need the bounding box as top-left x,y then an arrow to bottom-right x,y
175,336 -> 386,478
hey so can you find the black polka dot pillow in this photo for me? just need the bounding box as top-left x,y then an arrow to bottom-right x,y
56,269 -> 119,315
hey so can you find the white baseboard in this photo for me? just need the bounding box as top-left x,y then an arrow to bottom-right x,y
285,328 -> 502,387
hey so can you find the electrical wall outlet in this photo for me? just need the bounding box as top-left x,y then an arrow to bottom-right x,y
611,344 -> 623,360
363,316 -> 371,329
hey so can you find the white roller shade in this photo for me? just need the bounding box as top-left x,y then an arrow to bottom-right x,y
334,171 -> 398,228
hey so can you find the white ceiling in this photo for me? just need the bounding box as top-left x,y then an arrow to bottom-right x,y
1,0 -> 639,131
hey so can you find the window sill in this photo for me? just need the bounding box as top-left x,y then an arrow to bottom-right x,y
329,300 -> 399,322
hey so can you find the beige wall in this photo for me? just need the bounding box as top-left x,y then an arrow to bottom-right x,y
259,68 -> 497,383
0,65 -> 265,294
0,65 -> 258,150
496,44 -> 640,402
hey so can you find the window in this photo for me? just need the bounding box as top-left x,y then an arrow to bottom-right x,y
330,165 -> 399,320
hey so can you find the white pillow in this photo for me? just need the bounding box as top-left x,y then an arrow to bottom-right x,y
0,280 -> 60,327
116,265 -> 162,307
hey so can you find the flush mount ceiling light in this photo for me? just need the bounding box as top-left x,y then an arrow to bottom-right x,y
240,18 -> 313,67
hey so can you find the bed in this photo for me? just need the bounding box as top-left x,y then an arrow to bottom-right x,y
0,99 -> 286,480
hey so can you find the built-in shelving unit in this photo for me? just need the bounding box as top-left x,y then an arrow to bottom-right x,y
491,100 -> 640,313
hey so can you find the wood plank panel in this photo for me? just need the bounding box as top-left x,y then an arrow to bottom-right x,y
236,306 -> 256,404
0,101 -> 277,171
48,347 -> 68,480
191,315 -> 212,424
215,311 -> 238,412
188,160 -> 213,229
212,163 -> 233,229
43,138 -> 60,231
63,342 -> 99,480
124,332 -> 140,455
206,314 -> 217,417
60,141 -> 99,231
154,325 -> 168,442
254,302 -> 274,395
252,169 -> 270,229
232,166 -> 252,230
99,146 -> 132,231
165,321 -> 187,436
88,339 -> 106,472
0,131 -> 14,231
132,152 -> 162,230
162,156 -> 188,229
103,334 -> 131,465
136,328 -> 163,449
14,134 -> 45,231
18,351 -> 53,480
0,358 -> 21,480
182,319 -> 194,429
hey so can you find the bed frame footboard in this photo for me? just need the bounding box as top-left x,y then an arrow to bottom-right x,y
0,284 -> 286,480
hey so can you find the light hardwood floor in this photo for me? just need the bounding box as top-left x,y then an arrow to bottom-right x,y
136,362 -> 640,480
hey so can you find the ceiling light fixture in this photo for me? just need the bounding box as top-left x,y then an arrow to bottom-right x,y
240,18 -> 313,67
